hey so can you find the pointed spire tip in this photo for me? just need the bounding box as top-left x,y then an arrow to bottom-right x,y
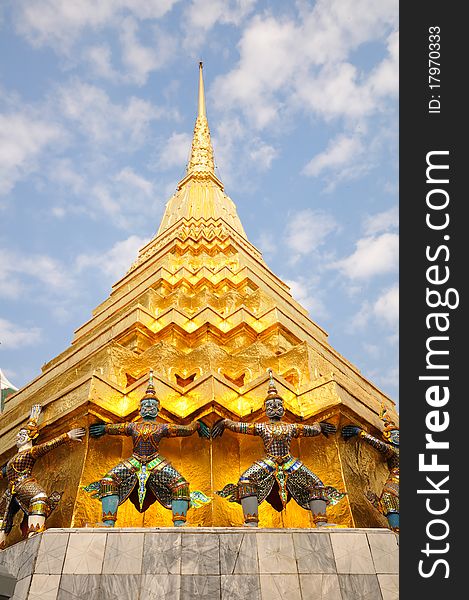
182,60 -> 215,178
198,60 -> 206,118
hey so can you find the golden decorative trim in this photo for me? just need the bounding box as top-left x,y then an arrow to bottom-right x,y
243,513 -> 259,524
172,512 -> 187,523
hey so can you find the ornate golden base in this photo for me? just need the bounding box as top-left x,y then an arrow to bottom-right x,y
102,511 -> 118,523
172,512 -> 187,523
27,523 -> 46,538
312,512 -> 328,525
243,513 -> 259,525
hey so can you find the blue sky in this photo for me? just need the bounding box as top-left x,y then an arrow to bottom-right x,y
0,1 -> 398,404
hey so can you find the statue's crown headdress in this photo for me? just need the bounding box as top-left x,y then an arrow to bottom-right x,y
264,369 -> 283,403
140,370 -> 159,404
22,404 -> 42,440
380,403 -> 398,441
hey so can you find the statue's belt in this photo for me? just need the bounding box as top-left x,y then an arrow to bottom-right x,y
126,455 -> 168,472
264,455 -> 300,470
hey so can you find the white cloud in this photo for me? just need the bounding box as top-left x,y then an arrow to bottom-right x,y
363,342 -> 381,359
332,232 -> 398,279
347,283 -> 398,335
368,30 -> 399,97
58,80 -> 163,146
299,0 -> 397,65
0,112 -> 62,195
211,15 -> 297,128
87,177 -> 158,230
183,0 -> 257,50
256,231 -> 277,256
76,235 -> 150,280
284,277 -> 327,318
0,279 -> 24,300
285,209 -> 338,256
0,249 -> 74,296
210,117 -> 278,186
363,206 -> 398,235
303,134 -> 363,177
368,366 -> 399,398
49,158 -> 86,195
373,284 -> 399,327
347,301 -> 371,331
296,62 -> 375,122
212,2 -> 397,129
156,132 -> 192,171
119,17 -> 158,86
249,140 -> 277,171
84,44 -> 118,81
0,318 -> 42,349
211,117 -> 246,185
115,167 -> 154,196
84,25 -> 176,85
382,365 -> 399,385
14,0 -> 180,50
204,1 -> 398,193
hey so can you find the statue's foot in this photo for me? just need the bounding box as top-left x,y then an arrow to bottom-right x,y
315,522 -> 337,528
173,520 -> 186,527
243,521 -> 258,527
96,520 -> 116,527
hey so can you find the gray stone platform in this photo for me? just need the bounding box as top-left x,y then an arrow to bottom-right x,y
0,527 -> 398,600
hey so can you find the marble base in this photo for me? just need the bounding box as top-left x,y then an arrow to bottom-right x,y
0,528 -> 398,599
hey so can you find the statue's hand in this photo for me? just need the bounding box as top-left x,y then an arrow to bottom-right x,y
341,425 -> 362,439
197,419 -> 211,439
89,423 -> 106,438
211,418 -> 226,438
320,421 -> 336,437
67,428 -> 86,442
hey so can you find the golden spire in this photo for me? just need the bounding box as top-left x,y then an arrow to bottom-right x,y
186,61 -> 215,175
156,62 -> 248,239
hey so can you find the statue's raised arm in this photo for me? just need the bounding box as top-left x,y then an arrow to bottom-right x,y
214,370 -> 345,527
0,405 -> 85,549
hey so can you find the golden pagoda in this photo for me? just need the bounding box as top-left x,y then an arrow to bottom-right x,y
0,63 -> 398,542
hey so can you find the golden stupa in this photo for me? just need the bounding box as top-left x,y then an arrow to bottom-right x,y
0,64 -> 397,541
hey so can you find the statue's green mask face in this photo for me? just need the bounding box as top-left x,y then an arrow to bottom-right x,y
140,398 -> 159,420
388,429 -> 399,447
265,398 -> 285,421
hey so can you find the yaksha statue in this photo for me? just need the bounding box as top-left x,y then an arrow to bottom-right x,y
85,371 -> 210,527
213,370 -> 346,527
0,405 -> 85,548
342,405 -> 399,532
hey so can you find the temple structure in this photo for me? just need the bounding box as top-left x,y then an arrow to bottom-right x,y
0,63 -> 398,545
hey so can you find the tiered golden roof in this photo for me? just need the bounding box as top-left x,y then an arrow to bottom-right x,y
0,63 -> 397,536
